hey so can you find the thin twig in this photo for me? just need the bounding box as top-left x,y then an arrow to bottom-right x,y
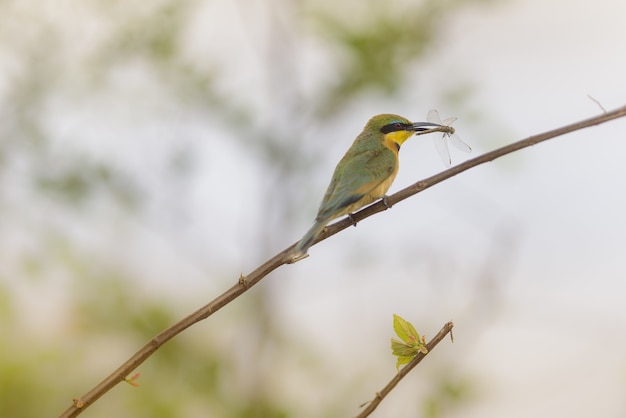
355,322 -> 454,418
587,95 -> 608,113
59,105 -> 626,418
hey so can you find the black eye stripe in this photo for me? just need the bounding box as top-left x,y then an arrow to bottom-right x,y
380,122 -> 407,134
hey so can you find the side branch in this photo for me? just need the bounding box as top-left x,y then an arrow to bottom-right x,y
356,321 -> 454,418
59,105 -> 626,417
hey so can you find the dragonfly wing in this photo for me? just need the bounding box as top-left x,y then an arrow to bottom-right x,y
449,133 -> 472,153
427,110 -> 470,164
433,135 -> 451,167
427,109 -> 442,124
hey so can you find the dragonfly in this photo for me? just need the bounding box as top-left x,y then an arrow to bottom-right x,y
426,109 -> 472,167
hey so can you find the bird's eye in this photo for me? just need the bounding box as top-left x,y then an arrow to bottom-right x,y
393,122 -> 404,130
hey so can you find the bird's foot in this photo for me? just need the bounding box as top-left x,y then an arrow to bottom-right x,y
285,250 -> 309,264
348,213 -> 358,227
381,195 -> 392,209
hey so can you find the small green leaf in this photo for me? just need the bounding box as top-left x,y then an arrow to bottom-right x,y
391,314 -> 429,370
391,338 -> 418,357
393,314 -> 421,344
124,372 -> 141,387
392,314 -> 411,343
395,355 -> 414,371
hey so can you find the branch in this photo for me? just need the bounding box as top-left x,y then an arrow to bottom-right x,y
319,104 -> 626,242
356,321 -> 455,418
59,105 -> 626,417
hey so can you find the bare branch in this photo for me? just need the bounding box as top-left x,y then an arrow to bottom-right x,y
59,104 -> 626,417
356,322 -> 455,418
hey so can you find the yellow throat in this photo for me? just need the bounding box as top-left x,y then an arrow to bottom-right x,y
383,130 -> 415,152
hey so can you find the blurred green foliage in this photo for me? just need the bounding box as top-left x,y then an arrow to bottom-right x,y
0,0 -> 493,416
423,376 -> 475,418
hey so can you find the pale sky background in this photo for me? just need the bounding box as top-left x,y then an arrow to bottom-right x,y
3,0 -> 626,417
277,0 -> 626,416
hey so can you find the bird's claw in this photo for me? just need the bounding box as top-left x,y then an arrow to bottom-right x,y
382,195 -> 392,209
348,213 -> 357,227
286,251 -> 309,264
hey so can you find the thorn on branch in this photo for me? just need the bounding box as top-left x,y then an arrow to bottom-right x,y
238,273 -> 249,288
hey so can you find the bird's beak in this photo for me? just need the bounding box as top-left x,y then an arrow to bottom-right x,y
409,121 -> 441,132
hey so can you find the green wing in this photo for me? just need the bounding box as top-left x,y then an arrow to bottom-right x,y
316,147 -> 396,221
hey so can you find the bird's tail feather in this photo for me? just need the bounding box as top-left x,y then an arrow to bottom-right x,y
288,220 -> 326,263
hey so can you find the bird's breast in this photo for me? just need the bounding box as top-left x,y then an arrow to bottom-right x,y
370,166 -> 398,199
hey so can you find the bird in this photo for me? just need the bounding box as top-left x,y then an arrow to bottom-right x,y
287,114 -> 440,263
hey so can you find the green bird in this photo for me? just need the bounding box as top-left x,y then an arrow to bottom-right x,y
288,114 -> 441,263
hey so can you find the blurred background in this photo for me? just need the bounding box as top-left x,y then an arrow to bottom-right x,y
1,0 -> 625,417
